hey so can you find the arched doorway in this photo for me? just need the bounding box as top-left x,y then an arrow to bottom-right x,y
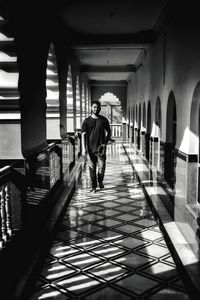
146,100 -> 152,161
138,103 -> 141,149
141,102 -> 146,155
134,104 -> 138,148
132,106 -> 135,143
154,97 -> 162,168
190,81 -> 200,203
66,65 -> 74,132
99,92 -> 122,139
46,44 -> 60,140
76,76 -> 81,129
81,83 -> 85,121
165,91 -> 177,188
143,102 -> 146,130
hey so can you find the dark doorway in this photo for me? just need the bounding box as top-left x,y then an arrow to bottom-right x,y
165,92 -> 177,189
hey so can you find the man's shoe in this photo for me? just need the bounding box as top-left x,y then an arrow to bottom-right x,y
99,183 -> 104,189
90,188 -> 96,193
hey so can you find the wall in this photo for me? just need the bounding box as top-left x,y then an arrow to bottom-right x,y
127,7 -> 200,258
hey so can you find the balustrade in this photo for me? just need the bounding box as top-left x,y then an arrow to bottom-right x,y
0,167 -> 18,248
110,124 -> 122,139
0,135 -> 82,249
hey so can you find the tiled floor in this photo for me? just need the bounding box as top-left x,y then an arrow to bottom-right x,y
29,143 -> 191,299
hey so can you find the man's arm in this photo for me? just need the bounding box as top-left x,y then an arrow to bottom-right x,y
81,132 -> 87,156
105,120 -> 111,144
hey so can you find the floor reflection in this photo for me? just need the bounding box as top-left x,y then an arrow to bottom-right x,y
29,142 -> 190,300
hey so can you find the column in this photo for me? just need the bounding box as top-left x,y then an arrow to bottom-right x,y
15,25 -> 50,156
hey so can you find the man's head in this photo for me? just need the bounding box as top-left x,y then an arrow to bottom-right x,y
91,100 -> 101,117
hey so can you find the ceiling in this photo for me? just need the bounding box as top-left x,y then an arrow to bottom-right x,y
0,0 -> 170,89
60,0 -> 168,82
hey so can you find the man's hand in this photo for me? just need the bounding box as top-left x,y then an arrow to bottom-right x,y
82,149 -> 87,156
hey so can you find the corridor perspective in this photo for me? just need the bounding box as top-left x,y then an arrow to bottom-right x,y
28,143 -> 191,300
1,0 -> 200,299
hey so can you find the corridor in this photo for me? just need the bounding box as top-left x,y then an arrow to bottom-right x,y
28,143 -> 190,300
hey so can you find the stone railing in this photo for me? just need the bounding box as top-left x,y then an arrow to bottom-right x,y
0,134 -> 82,249
110,123 -> 122,139
0,165 -> 25,248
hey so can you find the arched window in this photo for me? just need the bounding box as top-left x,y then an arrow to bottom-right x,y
143,102 -> 146,130
76,76 -> 81,129
139,103 -> 141,130
46,44 -> 59,139
66,65 -> 73,132
81,83 -> 85,120
155,97 -> 162,137
165,91 -> 177,189
190,81 -> 200,203
99,92 -> 121,124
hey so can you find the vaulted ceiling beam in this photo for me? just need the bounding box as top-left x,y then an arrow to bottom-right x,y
68,30 -> 156,47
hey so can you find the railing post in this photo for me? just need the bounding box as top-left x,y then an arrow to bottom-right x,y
5,184 -> 13,236
0,190 -> 3,248
0,186 -> 8,242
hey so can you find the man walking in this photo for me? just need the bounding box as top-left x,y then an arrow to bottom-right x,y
81,100 -> 111,192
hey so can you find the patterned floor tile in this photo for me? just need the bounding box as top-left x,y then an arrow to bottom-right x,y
67,236 -> 103,250
141,262 -> 178,280
114,205 -> 139,213
49,243 -> 81,259
86,261 -> 129,281
40,262 -> 77,281
94,230 -> 125,241
95,218 -> 123,228
83,286 -> 133,300
90,243 -> 126,259
77,224 -> 103,235
114,197 -> 134,204
114,224 -> 144,234
81,214 -> 104,222
97,209 -> 122,217
29,285 -> 70,300
135,229 -> 163,241
114,213 -> 140,222
115,252 -> 155,269
137,244 -> 170,258
112,236 -> 149,249
62,252 -> 103,270
56,230 -> 84,242
54,274 -> 101,295
115,273 -> 160,296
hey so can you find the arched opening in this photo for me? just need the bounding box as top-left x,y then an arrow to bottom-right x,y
139,103 -> 141,129
76,76 -> 81,129
46,44 -> 60,140
140,102 -> 146,155
66,65 -> 73,132
165,91 -> 177,189
127,106 -> 131,139
190,81 -> 200,203
137,103 -> 141,149
132,106 -> 135,143
154,97 -> 162,168
99,92 -> 121,123
135,105 -> 138,127
134,104 -> 138,148
99,92 -> 122,139
143,102 -> 146,130
81,83 -> 85,121
146,100 -> 152,161
155,97 -> 162,136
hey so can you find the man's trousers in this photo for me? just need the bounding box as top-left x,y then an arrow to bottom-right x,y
87,152 -> 106,189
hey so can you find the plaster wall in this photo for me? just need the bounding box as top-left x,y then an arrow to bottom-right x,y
0,123 -> 23,159
127,14 -> 200,154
